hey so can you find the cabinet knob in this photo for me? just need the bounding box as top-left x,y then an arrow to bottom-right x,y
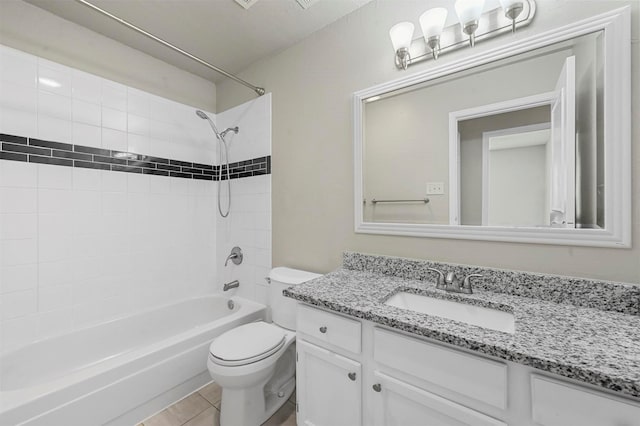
348,372 -> 356,381
319,326 -> 327,333
372,383 -> 382,392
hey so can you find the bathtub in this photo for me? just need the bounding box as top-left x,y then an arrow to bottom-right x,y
0,295 -> 266,426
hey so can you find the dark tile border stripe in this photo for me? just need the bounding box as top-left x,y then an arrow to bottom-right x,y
0,133 -> 270,181
0,134 -> 27,145
0,151 -> 27,161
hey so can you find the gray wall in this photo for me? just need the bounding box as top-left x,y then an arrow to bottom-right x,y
218,0 -> 639,283
0,0 -> 216,112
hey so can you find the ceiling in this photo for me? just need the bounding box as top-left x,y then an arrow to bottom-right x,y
24,0 -> 372,84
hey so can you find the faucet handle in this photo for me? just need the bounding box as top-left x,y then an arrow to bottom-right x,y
462,274 -> 483,294
224,246 -> 243,266
427,268 -> 446,289
445,271 -> 455,285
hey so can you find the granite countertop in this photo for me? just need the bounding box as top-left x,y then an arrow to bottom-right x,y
284,259 -> 640,400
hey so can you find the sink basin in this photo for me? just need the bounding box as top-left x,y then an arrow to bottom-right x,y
385,292 -> 515,333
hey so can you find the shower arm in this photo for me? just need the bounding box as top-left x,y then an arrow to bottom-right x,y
74,0 -> 265,97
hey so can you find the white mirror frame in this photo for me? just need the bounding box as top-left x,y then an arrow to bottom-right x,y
353,7 -> 631,248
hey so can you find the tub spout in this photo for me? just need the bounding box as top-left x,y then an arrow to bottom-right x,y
223,280 -> 240,291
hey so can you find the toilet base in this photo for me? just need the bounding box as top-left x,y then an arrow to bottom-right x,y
264,376 -> 295,421
214,342 -> 296,426
219,375 -> 295,426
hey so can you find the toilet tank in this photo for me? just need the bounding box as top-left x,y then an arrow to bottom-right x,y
269,267 -> 322,330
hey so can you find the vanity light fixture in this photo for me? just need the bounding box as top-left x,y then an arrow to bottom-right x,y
455,0 -> 485,47
389,0 -> 536,69
419,8 -> 448,60
389,22 -> 414,70
499,0 -> 524,32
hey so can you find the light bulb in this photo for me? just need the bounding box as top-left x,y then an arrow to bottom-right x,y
389,22 -> 414,52
455,0 -> 485,46
455,0 -> 485,24
389,22 -> 415,69
419,8 -> 448,60
419,8 -> 448,39
499,0 -> 524,32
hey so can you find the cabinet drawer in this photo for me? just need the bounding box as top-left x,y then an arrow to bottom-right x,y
373,328 -> 507,410
297,304 -> 361,354
531,375 -> 640,426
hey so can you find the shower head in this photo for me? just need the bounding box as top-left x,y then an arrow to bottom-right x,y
195,110 -> 210,120
220,127 -> 239,138
196,110 -> 238,140
196,109 -> 222,139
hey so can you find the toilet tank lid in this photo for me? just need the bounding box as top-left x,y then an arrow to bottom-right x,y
269,267 -> 322,285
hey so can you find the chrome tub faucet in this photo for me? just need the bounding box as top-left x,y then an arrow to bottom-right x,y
223,280 -> 240,291
225,246 -> 243,266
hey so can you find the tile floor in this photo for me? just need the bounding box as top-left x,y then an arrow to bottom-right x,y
138,382 -> 296,426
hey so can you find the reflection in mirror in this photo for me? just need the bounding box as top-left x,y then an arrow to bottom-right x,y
461,116 -> 551,227
362,31 -> 604,229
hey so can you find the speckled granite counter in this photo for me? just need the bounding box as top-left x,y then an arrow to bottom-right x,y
283,253 -> 640,400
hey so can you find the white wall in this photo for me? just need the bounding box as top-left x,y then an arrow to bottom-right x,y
0,46 -> 218,353
216,0 -> 640,283
216,95 -> 272,306
488,144 -> 547,226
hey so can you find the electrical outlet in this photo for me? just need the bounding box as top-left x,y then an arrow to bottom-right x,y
426,182 -> 444,195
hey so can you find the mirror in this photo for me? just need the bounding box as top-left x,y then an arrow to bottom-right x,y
354,8 -> 630,247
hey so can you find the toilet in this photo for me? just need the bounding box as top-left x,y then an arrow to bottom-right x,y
207,267 -> 321,426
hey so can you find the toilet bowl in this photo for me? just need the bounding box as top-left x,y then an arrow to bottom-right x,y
207,267 -> 321,426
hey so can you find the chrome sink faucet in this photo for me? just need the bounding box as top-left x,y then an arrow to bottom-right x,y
427,268 -> 446,290
427,268 -> 483,294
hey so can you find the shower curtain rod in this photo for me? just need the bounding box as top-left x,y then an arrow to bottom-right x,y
74,0 -> 265,97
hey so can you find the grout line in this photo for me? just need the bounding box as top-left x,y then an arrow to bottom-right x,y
178,401 -> 211,426
35,162 -> 40,320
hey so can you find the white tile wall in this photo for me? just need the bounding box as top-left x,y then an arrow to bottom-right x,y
217,93 -> 272,162
0,44 -> 272,353
0,160 -> 218,352
0,45 -> 225,353
0,44 -> 216,164
216,94 -> 272,306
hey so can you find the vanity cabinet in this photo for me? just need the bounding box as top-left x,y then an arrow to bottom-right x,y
296,340 -> 362,426
295,304 -> 363,426
295,303 -> 640,426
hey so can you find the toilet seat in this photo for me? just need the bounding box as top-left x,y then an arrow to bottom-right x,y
209,322 -> 285,367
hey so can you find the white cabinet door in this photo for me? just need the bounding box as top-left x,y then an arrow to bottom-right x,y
296,340 -> 362,426
531,375 -> 640,426
371,371 -> 506,426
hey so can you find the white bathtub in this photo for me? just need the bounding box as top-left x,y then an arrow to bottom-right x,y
0,295 -> 266,426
